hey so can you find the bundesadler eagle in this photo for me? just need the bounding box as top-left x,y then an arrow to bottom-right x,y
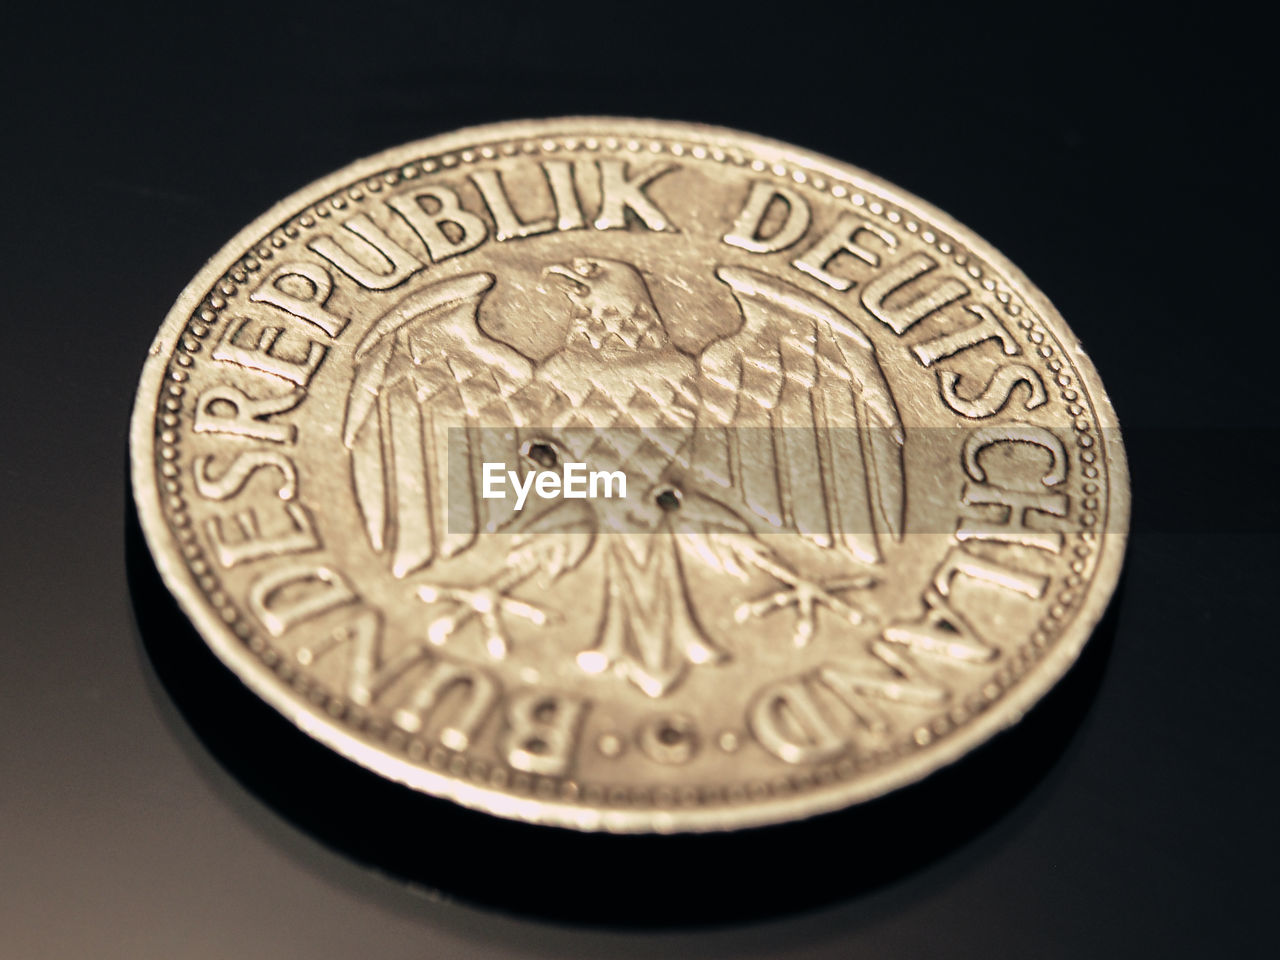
342,257 -> 905,697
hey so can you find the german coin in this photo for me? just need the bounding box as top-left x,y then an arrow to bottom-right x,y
131,118 -> 1128,832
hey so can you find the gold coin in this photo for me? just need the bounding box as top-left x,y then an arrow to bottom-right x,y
130,118 -> 1128,832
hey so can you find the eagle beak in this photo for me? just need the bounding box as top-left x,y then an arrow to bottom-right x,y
543,263 -> 590,296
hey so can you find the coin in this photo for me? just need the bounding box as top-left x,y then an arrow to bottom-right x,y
130,118 -> 1128,833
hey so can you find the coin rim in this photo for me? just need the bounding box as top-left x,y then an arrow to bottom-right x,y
130,117 -> 1130,833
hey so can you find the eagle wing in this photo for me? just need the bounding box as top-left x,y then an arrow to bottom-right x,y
695,266 -> 905,563
343,272 -> 532,577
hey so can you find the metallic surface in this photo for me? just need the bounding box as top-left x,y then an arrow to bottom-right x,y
130,118 -> 1129,832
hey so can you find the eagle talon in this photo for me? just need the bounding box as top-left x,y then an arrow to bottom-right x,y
416,582 -> 548,659
734,570 -> 875,647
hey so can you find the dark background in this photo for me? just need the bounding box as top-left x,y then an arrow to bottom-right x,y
2,4 -> 1273,958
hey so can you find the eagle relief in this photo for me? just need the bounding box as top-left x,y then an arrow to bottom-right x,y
341,256 -> 905,698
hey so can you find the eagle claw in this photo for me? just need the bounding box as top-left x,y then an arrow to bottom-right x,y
734,573 -> 876,647
416,582 -> 549,659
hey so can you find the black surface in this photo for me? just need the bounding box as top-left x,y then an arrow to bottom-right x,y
2,5 -> 1272,958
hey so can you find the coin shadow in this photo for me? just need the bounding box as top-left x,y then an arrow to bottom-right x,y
126,501 -> 1122,929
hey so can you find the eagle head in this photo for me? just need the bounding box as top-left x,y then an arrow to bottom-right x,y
543,257 -> 666,350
